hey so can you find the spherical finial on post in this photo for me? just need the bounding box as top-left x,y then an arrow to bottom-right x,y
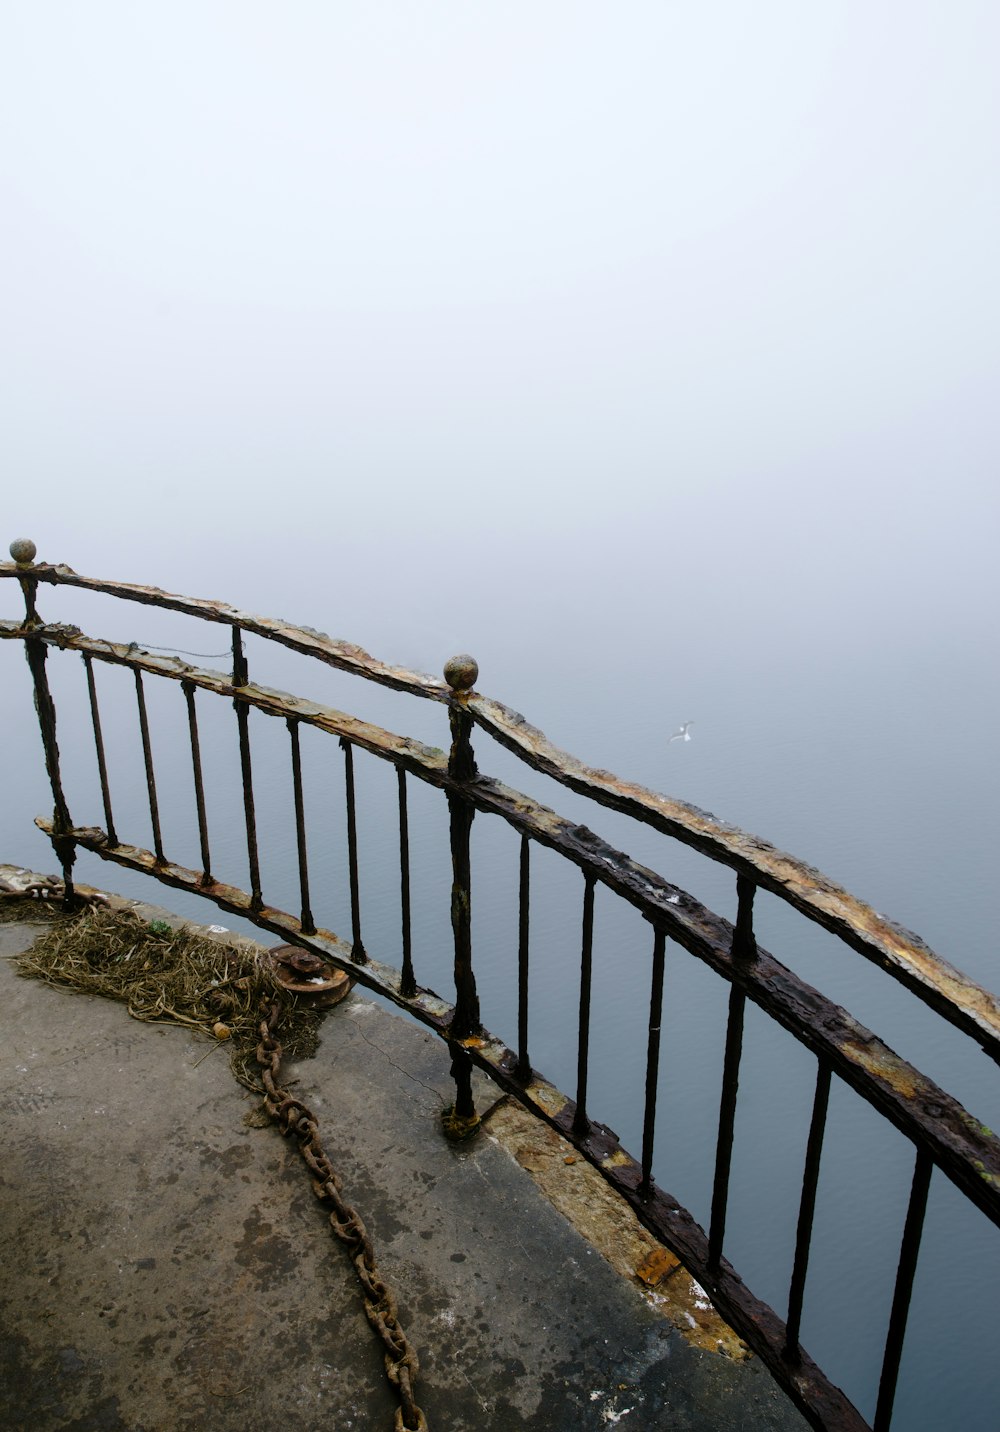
9,538 -> 37,567
444,654 -> 479,693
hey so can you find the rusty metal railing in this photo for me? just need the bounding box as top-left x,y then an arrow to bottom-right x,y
3,538 -> 999,1432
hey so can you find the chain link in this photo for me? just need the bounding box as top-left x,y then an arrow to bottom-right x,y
256,1001 -> 428,1432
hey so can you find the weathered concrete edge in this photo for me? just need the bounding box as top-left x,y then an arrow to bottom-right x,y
0,861 -> 749,1363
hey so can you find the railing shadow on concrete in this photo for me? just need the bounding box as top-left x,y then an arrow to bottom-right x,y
3,537 -> 999,1432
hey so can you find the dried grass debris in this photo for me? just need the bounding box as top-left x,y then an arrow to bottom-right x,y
15,904 -> 321,1087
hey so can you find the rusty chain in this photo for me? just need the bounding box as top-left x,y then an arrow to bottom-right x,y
255,1000 -> 428,1432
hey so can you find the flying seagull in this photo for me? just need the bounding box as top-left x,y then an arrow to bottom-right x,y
669,721 -> 693,743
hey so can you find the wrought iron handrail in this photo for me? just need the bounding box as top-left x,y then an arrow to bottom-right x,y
3,542 -> 998,1432
8,557 -> 997,1061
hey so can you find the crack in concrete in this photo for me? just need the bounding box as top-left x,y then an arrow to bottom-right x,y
345,1011 -> 447,1110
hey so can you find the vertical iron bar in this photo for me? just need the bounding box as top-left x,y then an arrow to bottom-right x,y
448,1042 -> 476,1121
287,718 -> 315,934
516,835 -> 531,1082
734,873 -> 758,958
341,738 -> 367,963
23,634 -> 77,908
444,658 -> 480,1040
640,924 -> 667,1192
708,983 -> 748,1268
707,873 -> 759,1262
784,1060 -> 833,1360
447,790 -> 478,1036
445,656 -> 478,784
442,650 -> 482,1141
573,874 -> 596,1136
11,541 -> 41,625
181,679 -> 212,884
16,571 -> 40,627
636,927 -> 664,1185
83,654 -> 118,846
397,768 -> 415,998
133,669 -> 164,863
231,629 -> 261,909
233,692 -> 263,913
873,1149 -> 933,1432
231,625 -> 248,687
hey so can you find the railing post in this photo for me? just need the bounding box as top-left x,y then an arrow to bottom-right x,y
182,678 -> 213,884
11,537 -> 41,628
12,540 -> 77,909
83,654 -> 118,847
441,1040 -> 481,1143
287,716 -> 316,935
444,654 -> 481,1041
231,625 -> 263,913
441,654 -> 482,1142
784,1060 -> 832,1362
340,737 -> 367,963
708,875 -> 758,1269
133,670 -> 165,864
734,872 -> 758,959
397,768 -> 416,998
639,922 -> 667,1193
573,873 -> 597,1136
516,834 -> 532,1082
873,1149 -> 934,1432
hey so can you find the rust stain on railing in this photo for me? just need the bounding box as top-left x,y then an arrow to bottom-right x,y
0,559 -> 451,698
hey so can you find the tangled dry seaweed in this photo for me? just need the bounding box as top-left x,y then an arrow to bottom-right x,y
0,894 -> 70,923
13,903 -> 322,1088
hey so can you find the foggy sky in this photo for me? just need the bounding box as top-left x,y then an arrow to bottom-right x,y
1,4 -> 997,962
2,4 -> 997,617
2,21 -> 998,1419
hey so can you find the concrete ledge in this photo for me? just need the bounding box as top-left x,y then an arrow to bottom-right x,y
0,872 -> 807,1430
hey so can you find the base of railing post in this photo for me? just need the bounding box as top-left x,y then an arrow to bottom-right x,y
441,1042 -> 480,1142
51,831 -> 79,912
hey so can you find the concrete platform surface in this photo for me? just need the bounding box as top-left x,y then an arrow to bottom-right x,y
0,900 -> 808,1431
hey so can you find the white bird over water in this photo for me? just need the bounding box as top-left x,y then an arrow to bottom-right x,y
669,721 -> 694,743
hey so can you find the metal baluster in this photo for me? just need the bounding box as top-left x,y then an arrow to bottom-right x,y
397,768 -> 415,998
231,624 -> 248,687
516,835 -> 531,1082
134,669 -> 165,863
445,654 -> 478,783
11,537 -> 40,628
444,655 -> 480,1039
640,924 -> 667,1193
288,717 -> 315,935
448,1042 -> 476,1122
784,1060 -> 832,1360
231,633 -> 262,912
83,653 -> 118,846
447,792 -> 477,1035
13,541 -> 77,907
573,874 -> 597,1136
708,985 -> 747,1268
708,876 -> 757,1267
873,1150 -> 933,1432
340,738 -> 367,964
734,872 -> 759,959
181,679 -> 212,884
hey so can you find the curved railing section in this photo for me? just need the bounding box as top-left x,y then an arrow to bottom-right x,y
3,541 -> 998,1432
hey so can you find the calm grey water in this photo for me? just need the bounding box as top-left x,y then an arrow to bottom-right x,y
3,7 -> 999,1428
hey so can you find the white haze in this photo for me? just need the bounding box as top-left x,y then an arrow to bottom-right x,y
2,3 -> 997,969
3,12 -> 1000,1424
